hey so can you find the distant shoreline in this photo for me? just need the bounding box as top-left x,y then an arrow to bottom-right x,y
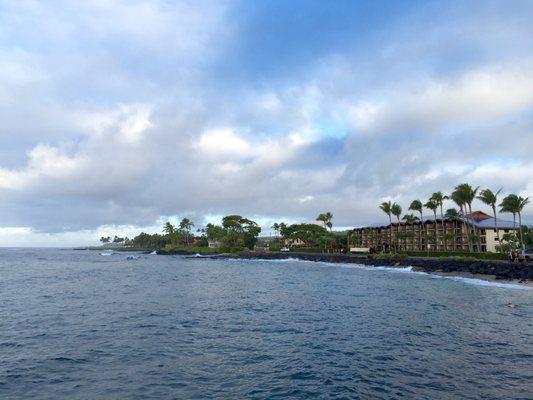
73,246 -> 533,284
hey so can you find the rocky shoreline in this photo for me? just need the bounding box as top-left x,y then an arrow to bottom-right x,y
212,252 -> 533,282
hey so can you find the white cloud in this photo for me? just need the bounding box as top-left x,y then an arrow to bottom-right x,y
195,129 -> 251,158
1,0 -> 533,245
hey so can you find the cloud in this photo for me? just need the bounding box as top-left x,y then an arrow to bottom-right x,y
0,0 -> 532,245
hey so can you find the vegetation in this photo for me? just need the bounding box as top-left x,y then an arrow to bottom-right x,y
500,194 -> 530,252
316,212 -> 333,231
371,253 -> 408,261
101,215 -> 261,252
477,188 -> 502,244
379,201 -> 393,252
379,183 -> 531,255
397,250 -> 508,261
96,183 -> 530,259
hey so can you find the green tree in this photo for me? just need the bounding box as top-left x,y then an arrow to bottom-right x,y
163,221 -> 175,242
282,223 -> 329,248
430,191 -> 448,249
500,194 -> 530,252
221,215 -> 261,249
316,212 -> 333,232
444,208 -> 460,251
379,201 -> 393,252
444,207 -> 460,219
409,199 -> 424,251
454,183 -> 479,251
391,203 -> 402,250
402,214 -> 419,251
477,188 -> 502,244
424,199 -> 439,251
179,218 -> 194,246
451,187 -> 471,252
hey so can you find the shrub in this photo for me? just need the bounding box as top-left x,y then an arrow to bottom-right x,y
397,250 -> 508,260
289,247 -> 324,253
371,253 -> 408,261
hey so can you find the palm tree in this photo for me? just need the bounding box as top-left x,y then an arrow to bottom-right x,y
430,192 -> 448,249
179,218 -> 194,246
391,203 -> 402,251
409,200 -> 424,251
454,183 -> 479,251
379,201 -> 393,252
163,221 -> 176,245
271,222 -> 280,237
402,214 -> 419,251
402,214 -> 419,223
163,221 -> 175,236
279,222 -> 287,239
444,208 -> 460,219
500,195 -> 530,252
316,212 -> 333,232
455,183 -> 479,215
516,196 -> 530,252
424,199 -> 438,251
477,188 -> 502,245
451,188 -> 471,252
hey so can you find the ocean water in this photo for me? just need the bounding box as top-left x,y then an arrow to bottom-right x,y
1,249 -> 532,399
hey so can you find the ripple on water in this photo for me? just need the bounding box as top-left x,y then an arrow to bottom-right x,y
0,249 -> 532,399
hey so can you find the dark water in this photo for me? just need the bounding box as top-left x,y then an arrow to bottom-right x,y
1,249 -> 532,399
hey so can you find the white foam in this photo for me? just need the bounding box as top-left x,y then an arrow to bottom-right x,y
100,252 -> 114,256
442,275 -> 531,290
220,257 -> 532,291
149,251 -> 157,255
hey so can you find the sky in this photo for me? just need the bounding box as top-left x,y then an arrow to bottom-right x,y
0,0 -> 532,246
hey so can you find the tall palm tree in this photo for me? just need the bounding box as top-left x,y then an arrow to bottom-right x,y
454,183 -> 479,251
316,212 -> 333,232
402,214 -> 419,251
409,199 -> 424,251
430,192 -> 448,250
163,221 -> 176,245
517,196 -> 530,252
477,188 -> 502,245
379,201 -> 393,252
179,218 -> 194,246
391,203 -> 402,251
424,200 -> 438,251
500,194 -> 530,252
444,208 -> 460,251
451,188 -> 471,252
271,222 -> 280,237
163,221 -> 175,236
455,183 -> 479,215
271,222 -> 281,247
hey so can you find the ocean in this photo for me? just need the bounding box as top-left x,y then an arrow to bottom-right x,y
1,248 -> 532,399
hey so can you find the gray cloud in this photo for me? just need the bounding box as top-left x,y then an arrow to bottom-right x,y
0,0 -> 532,245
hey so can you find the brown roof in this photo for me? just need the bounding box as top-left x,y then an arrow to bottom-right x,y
465,211 -> 492,222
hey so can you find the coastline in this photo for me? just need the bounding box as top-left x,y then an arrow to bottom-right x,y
208,251 -> 533,284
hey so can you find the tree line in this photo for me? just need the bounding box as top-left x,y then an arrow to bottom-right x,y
378,183 -> 530,253
103,215 -> 262,251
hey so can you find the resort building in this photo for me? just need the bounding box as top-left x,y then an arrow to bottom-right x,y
351,211 -> 518,253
